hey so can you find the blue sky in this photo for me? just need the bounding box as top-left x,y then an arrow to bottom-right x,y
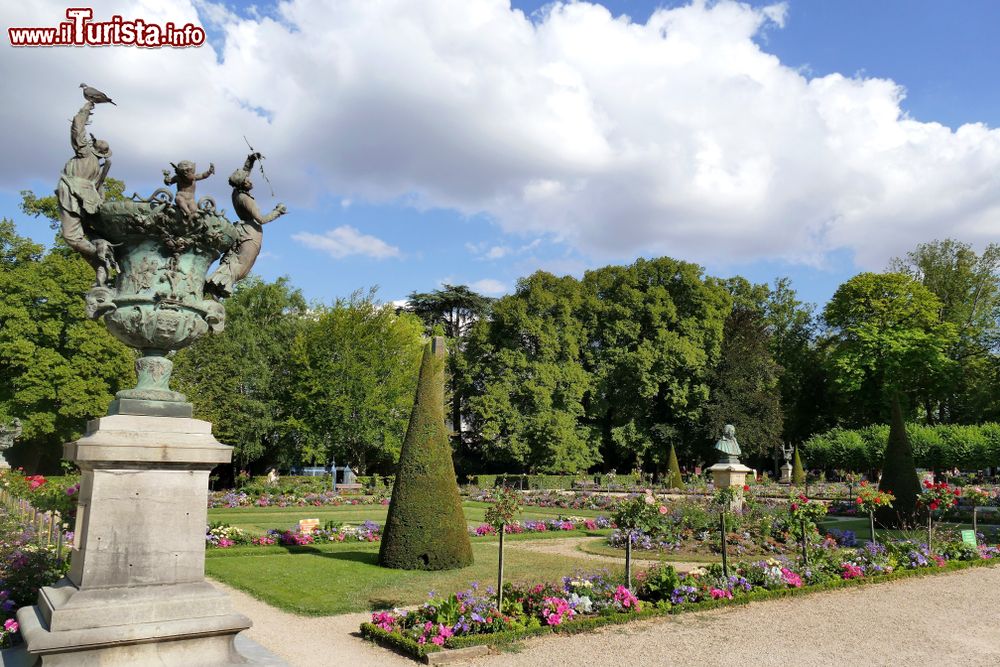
4,0 -> 1000,310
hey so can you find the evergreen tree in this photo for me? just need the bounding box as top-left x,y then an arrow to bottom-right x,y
877,395 -> 922,527
379,338 -> 473,570
792,447 -> 806,485
702,307 -> 784,463
666,444 -> 683,489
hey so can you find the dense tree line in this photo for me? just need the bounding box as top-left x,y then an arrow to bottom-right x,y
5,185 -> 1000,475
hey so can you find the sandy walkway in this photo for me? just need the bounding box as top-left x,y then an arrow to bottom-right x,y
220,565 -> 1000,667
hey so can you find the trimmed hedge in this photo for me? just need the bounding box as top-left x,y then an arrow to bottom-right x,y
359,622 -> 441,658
804,422 -> 1000,472
362,558 -> 1000,661
469,473 -> 643,491
379,339 -> 473,570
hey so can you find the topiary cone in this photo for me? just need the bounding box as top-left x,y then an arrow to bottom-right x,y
877,394 -> 922,528
379,337 -> 473,570
666,444 -> 683,489
792,447 -> 806,485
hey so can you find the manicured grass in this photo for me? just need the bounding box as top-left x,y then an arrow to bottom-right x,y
205,540 -> 622,615
207,501 -> 606,535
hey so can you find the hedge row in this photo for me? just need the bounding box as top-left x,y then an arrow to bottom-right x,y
361,558 -> 1000,661
468,473 -> 643,490
803,423 -> 1000,472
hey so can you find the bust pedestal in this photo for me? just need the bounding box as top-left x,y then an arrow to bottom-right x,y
16,406 -> 257,666
708,462 -> 753,510
780,462 -> 793,484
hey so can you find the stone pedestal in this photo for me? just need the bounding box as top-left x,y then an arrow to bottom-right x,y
709,461 -> 753,510
17,411 -> 254,666
780,462 -> 793,484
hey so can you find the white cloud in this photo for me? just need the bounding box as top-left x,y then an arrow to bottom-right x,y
5,1 -> 1000,269
292,226 -> 400,259
469,278 -> 508,295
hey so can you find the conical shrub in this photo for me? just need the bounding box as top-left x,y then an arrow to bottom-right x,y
666,444 -> 683,489
379,337 -> 473,570
792,447 -> 806,485
877,395 -> 922,527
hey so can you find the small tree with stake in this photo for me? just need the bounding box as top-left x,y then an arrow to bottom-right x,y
484,486 -> 521,612
787,494 -> 827,567
917,480 -> 960,555
854,482 -> 894,544
712,486 -> 738,577
612,490 -> 664,589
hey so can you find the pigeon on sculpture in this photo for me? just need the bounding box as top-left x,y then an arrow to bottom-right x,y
80,83 -> 117,106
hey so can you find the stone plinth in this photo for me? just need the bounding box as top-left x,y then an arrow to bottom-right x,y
780,462 -> 793,484
709,461 -> 753,510
17,413 -> 254,666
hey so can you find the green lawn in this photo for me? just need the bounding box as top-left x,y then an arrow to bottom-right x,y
207,500 -> 606,535
206,540 -> 621,615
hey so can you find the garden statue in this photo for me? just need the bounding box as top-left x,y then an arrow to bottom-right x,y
709,424 -> 752,510
53,88 -> 279,408
714,424 -> 742,464
162,159 -> 215,219
17,86 -> 282,666
0,418 -> 21,469
57,99 -> 117,287
205,152 -> 287,297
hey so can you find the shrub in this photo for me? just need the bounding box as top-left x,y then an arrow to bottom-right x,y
379,339 -> 473,570
666,445 -> 683,490
877,397 -> 922,527
792,448 -> 805,485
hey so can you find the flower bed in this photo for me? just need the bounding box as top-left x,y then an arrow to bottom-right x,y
207,489 -> 388,509
469,516 -> 612,536
360,537 -> 1000,660
205,520 -> 382,548
0,510 -> 69,648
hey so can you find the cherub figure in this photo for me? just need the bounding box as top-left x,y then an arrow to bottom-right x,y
56,100 -> 117,286
163,160 -> 214,219
206,152 -> 286,297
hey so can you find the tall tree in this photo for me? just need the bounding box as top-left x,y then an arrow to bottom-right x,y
0,213 -> 134,472
580,257 -> 731,469
291,290 -> 424,473
462,272 -> 598,473
823,272 -> 957,425
702,307 -> 784,463
406,284 -> 493,445
172,276 -> 308,471
889,239 -> 1000,423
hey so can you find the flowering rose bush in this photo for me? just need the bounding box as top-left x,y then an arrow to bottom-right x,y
854,483 -> 894,515
918,480 -> 961,513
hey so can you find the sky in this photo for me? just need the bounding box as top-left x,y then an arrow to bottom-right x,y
4,0 -> 1000,309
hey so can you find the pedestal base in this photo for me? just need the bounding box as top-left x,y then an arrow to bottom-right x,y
709,462 -> 753,510
780,462 -> 793,484
15,413 -> 252,666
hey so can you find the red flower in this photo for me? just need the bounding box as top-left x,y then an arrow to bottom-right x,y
790,503 -> 798,511
743,485 -> 750,492
856,497 -> 863,504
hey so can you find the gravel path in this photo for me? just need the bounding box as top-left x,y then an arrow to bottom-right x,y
220,565 -> 1000,667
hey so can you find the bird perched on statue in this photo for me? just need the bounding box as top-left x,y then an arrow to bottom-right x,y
80,83 -> 116,106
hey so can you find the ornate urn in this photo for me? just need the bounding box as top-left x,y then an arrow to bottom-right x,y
86,192 -> 238,403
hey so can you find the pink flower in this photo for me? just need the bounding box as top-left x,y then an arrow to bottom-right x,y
780,568 -> 802,588
613,586 -> 641,610
841,563 -> 864,580
710,588 -> 732,600
658,505 -> 668,515
4,619 -> 18,633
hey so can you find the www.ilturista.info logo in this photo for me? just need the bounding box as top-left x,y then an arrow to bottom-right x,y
8,8 -> 206,48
